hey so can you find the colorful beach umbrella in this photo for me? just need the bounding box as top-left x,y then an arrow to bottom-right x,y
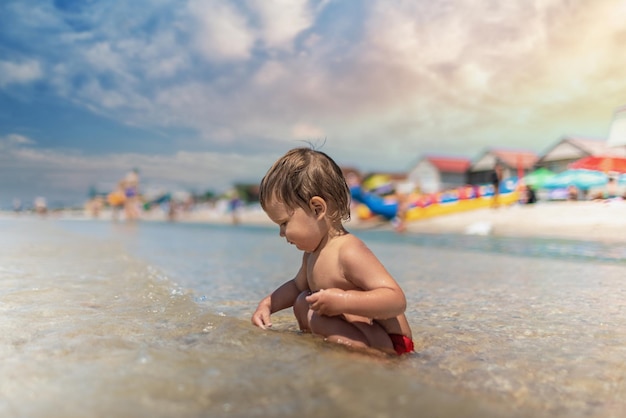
568,155 -> 626,173
541,169 -> 608,190
522,167 -> 555,189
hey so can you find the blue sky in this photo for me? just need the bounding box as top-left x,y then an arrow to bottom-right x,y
1,0 -> 626,207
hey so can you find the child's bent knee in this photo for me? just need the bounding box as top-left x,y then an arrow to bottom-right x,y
293,291 -> 311,332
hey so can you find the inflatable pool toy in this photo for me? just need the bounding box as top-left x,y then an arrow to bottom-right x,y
351,178 -> 520,222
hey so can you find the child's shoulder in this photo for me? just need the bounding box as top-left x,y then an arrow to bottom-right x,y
334,233 -> 383,270
334,233 -> 369,254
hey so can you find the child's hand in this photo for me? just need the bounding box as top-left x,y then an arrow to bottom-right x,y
251,302 -> 272,329
305,288 -> 347,317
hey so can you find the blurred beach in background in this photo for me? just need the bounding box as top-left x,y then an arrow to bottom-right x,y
4,197 -> 626,243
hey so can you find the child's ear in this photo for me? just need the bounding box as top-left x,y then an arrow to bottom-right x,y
309,196 -> 327,219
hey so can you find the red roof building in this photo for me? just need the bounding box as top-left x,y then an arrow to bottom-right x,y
407,155 -> 472,193
468,148 -> 538,185
423,156 -> 472,173
537,136 -> 626,173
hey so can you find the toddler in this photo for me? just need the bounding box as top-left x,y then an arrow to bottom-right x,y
251,147 -> 413,355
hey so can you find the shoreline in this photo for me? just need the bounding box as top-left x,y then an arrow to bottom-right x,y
2,199 -> 626,244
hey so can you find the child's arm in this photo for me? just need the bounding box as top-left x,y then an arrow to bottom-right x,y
307,286 -> 405,319
252,279 -> 301,329
306,239 -> 406,319
251,256 -> 309,329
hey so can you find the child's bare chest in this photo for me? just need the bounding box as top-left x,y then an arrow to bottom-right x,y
306,250 -> 349,291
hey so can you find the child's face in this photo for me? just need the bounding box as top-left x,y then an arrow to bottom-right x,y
264,198 -> 325,253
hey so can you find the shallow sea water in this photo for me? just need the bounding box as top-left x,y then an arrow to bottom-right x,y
1,218 -> 626,418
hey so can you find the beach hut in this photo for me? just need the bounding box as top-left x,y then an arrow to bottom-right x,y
536,136 -> 624,174
467,148 -> 538,185
406,155 -> 471,193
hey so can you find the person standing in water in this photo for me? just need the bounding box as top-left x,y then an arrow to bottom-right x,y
491,162 -> 503,208
251,147 -> 414,355
123,168 -> 141,221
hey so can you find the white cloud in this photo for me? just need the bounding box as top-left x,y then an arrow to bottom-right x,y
84,42 -> 125,74
1,133 -> 35,146
252,60 -> 288,86
189,0 -> 255,61
78,79 -> 127,109
248,0 -> 314,50
0,59 -> 43,87
291,122 -> 325,140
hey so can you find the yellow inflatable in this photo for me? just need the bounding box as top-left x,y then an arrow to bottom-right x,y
404,190 -> 520,221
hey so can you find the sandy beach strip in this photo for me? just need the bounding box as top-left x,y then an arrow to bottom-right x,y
153,199 -> 626,243
402,200 -> 626,243
3,199 -> 626,243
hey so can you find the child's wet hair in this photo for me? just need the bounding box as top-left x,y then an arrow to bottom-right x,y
259,147 -> 351,223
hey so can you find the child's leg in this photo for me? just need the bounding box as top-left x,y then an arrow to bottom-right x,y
293,291 -> 311,332
294,291 -> 367,345
294,291 -> 395,353
350,320 -> 395,354
309,311 -> 394,353
308,311 -> 369,350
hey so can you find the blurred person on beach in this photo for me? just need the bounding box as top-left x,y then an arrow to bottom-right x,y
167,199 -> 177,222
34,196 -> 47,216
393,180 -> 416,233
86,196 -> 104,218
107,181 -> 126,221
567,185 -> 579,201
228,189 -> 243,225
490,162 -> 503,208
606,177 -> 618,199
12,198 -> 22,214
123,168 -> 141,221
521,184 -> 537,205
251,147 -> 414,355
